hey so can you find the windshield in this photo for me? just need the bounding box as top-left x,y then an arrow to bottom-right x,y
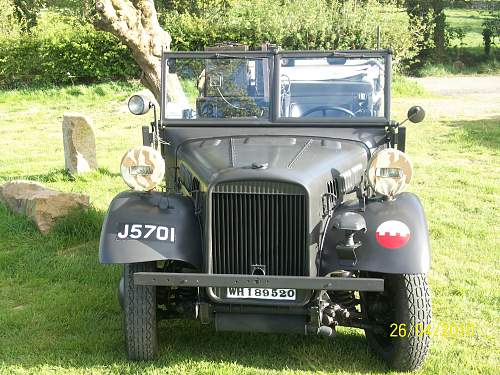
164,56 -> 272,120
280,57 -> 385,119
162,52 -> 388,123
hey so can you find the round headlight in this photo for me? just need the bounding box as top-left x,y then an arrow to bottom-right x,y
367,148 -> 413,198
128,94 -> 151,115
120,146 -> 165,191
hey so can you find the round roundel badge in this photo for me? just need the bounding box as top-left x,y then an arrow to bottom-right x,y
375,220 -> 411,249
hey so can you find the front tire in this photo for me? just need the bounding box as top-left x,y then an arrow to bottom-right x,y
362,273 -> 432,371
123,262 -> 158,360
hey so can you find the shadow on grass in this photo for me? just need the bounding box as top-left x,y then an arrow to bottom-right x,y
447,118 -> 500,151
0,168 -> 75,183
95,167 -> 121,178
1,316 -> 387,373
153,323 -> 387,373
0,167 -> 120,183
51,206 -> 104,242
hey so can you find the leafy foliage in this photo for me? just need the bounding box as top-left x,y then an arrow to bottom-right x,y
161,0 -> 422,68
0,0 -> 422,87
154,0 -> 235,14
0,0 -> 21,38
446,26 -> 466,48
482,9 -> 500,54
12,0 -> 46,32
404,0 -> 448,66
0,18 -> 139,88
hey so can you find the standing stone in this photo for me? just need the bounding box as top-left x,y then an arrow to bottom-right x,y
453,60 -> 465,71
62,113 -> 98,174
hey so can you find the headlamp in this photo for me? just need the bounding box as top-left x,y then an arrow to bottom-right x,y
367,148 -> 413,198
120,146 -> 165,191
128,94 -> 151,115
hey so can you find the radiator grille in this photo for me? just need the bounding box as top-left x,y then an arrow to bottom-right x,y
211,181 -> 308,277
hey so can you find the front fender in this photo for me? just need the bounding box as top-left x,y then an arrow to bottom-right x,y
99,191 -> 202,269
321,192 -> 430,274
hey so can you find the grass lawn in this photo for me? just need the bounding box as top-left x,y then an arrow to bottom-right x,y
0,80 -> 499,374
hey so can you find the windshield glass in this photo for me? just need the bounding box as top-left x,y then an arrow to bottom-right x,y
164,56 -> 272,120
279,56 -> 385,119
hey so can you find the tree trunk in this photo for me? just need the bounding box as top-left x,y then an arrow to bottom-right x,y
432,0 -> 446,63
94,0 -> 182,103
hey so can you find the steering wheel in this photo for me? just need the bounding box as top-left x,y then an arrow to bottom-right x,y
300,105 -> 355,118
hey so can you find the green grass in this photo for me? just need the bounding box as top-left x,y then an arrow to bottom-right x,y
418,58 -> 500,76
445,8 -> 494,48
392,74 -> 430,97
0,81 -> 143,208
0,82 -> 499,374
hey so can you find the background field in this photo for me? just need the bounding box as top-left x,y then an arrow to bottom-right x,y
0,75 -> 499,374
417,6 -> 499,76
446,8 -> 493,48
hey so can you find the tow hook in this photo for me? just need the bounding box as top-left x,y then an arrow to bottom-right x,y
316,303 -> 351,338
308,294 -> 352,338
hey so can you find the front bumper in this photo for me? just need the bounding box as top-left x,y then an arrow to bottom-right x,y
134,272 -> 384,292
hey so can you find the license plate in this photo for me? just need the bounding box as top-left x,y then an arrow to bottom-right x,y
226,287 -> 296,300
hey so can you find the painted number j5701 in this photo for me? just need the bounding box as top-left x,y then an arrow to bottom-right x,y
116,223 -> 175,242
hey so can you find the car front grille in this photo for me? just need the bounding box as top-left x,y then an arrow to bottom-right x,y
210,181 -> 308,277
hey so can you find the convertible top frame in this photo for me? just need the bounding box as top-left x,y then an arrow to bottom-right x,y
160,49 -> 393,127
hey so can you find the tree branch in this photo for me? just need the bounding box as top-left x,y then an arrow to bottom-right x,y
94,0 -> 182,102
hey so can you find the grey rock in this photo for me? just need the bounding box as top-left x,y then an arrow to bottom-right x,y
0,180 -> 89,234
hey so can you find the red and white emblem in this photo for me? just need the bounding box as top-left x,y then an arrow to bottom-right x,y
375,220 -> 411,249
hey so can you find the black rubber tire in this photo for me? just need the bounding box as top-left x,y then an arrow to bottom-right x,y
363,273 -> 432,371
123,262 -> 158,360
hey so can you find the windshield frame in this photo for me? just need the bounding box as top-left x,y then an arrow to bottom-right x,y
160,49 -> 392,127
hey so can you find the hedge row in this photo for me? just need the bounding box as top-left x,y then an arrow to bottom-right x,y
0,0 -> 420,88
163,0 -> 420,66
0,30 -> 139,88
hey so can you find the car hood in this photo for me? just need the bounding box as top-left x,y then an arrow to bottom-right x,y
177,135 -> 370,194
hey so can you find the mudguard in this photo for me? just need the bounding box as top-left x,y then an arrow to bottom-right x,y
99,191 -> 202,269
320,192 -> 430,275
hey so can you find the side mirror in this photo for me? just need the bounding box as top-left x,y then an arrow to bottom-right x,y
128,94 -> 151,116
407,105 -> 425,123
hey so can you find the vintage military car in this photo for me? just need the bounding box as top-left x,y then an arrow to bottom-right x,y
99,48 -> 431,371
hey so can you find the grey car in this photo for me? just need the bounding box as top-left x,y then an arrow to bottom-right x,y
99,48 -> 431,371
